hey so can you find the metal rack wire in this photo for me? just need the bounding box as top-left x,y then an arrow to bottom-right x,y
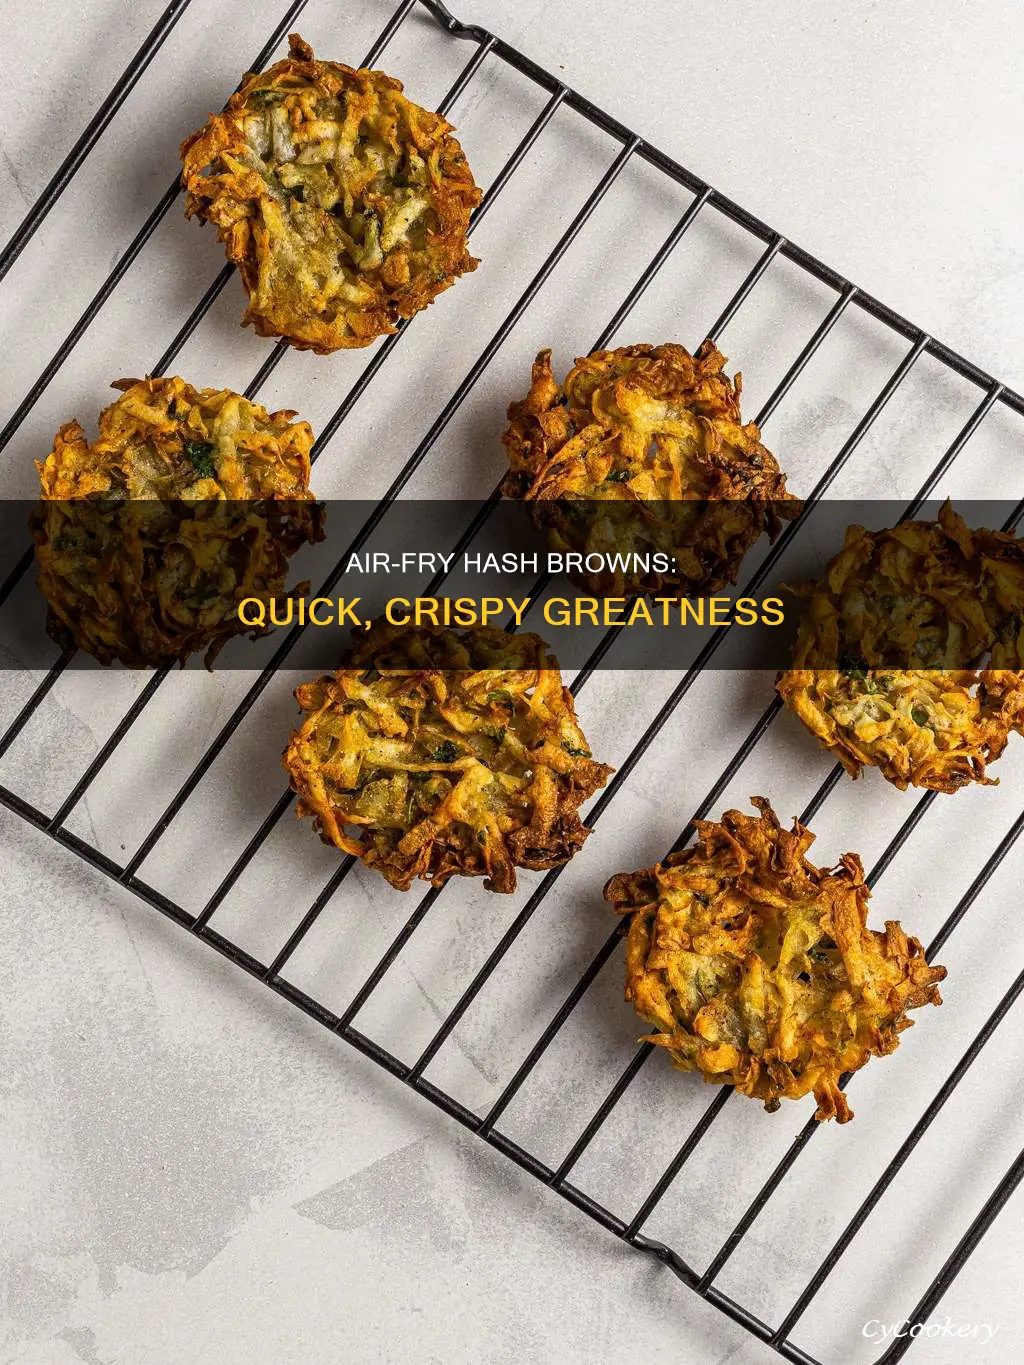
1,1 -> 1023,1360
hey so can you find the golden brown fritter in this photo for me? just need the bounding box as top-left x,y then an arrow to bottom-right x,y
180,34 -> 481,353
501,341 -> 799,596
33,376 -> 323,667
777,503 -> 1024,791
283,616 -> 613,892
604,798 -> 946,1123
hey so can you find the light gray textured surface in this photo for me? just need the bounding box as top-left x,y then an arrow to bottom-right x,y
2,2 -> 1023,1363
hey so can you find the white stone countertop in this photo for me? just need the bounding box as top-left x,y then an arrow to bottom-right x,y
2,2 -> 1024,1363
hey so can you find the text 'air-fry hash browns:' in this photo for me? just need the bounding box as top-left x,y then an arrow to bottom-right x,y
283,616 -> 613,892
181,34 -> 481,353
777,503 -> 1024,791
32,376 -> 323,668
604,799 -> 946,1123
501,340 -> 800,597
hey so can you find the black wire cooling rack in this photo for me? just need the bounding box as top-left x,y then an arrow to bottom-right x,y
2,2 -> 1024,1360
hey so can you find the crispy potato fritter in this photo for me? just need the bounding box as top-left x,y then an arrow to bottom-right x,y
180,34 -> 481,352
283,617 -> 613,892
501,341 -> 798,596
604,799 -> 945,1122
777,504 -> 1024,791
33,376 -> 323,667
